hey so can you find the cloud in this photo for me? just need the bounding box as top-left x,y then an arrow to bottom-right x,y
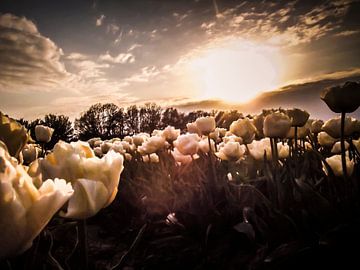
0,13 -> 68,92
98,51 -> 135,64
96,14 -> 105,26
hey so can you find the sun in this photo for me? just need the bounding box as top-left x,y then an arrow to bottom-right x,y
188,39 -> 283,103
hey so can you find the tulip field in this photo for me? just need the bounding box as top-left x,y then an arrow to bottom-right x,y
1,82 -> 360,269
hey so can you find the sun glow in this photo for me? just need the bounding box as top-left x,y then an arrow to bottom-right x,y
188,39 -> 283,103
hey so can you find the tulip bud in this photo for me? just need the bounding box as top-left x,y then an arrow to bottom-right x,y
321,81 -> 360,113
310,119 -> 324,134
195,116 -> 216,135
322,117 -> 356,138
318,131 -> 337,148
263,112 -> 291,138
35,125 -> 54,143
22,144 -> 39,164
324,154 -> 354,176
229,118 -> 257,144
173,133 -> 200,156
286,108 -> 310,127
161,126 -> 180,142
215,141 -> 246,161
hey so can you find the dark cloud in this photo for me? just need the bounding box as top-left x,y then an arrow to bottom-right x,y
0,13 -> 67,91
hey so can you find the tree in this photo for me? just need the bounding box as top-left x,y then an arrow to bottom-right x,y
75,103 -> 121,140
139,103 -> 162,133
42,114 -> 74,149
125,105 -> 140,135
160,107 -> 185,130
215,110 -> 243,129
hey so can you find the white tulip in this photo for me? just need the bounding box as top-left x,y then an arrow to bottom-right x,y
161,126 -> 180,142
39,141 -> 124,219
195,116 -> 216,135
215,141 -> 246,161
229,118 -> 257,144
318,132 -> 337,148
35,125 -> 54,143
324,154 -> 354,177
0,141 -> 73,258
173,133 -> 200,156
263,112 -> 291,138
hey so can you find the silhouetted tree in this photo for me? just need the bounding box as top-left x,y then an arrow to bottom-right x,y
139,103 -> 162,133
75,103 -> 121,140
126,105 -> 140,135
184,110 -> 210,124
215,110 -> 243,129
160,107 -> 185,129
42,114 -> 74,149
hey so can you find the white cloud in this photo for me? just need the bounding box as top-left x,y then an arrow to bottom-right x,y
99,52 -> 135,64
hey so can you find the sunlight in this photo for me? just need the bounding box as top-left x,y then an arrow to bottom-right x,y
188,39 -> 283,103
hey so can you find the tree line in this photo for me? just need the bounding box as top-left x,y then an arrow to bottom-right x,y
16,102 -> 245,149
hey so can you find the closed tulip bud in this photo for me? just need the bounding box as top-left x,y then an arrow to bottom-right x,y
252,114 -> 264,137
215,141 -> 246,161
138,135 -> 165,155
310,119 -> 324,134
229,118 -> 257,144
173,133 -> 200,156
223,135 -> 243,144
171,148 -> 197,164
87,137 -> 102,148
321,81 -> 360,113
39,141 -> 124,219
286,124 -> 310,139
324,154 -> 354,177
100,141 -> 113,154
286,108 -> 310,127
0,141 -> 73,258
133,133 -> 150,146
322,116 -> 356,138
195,116 -> 216,135
94,146 -> 103,157
35,125 -> 54,143
247,138 -> 271,161
318,131 -> 337,147
263,112 -> 291,138
123,136 -> 133,144
22,144 -> 39,164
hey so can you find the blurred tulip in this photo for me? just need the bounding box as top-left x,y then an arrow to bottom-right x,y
142,153 -> 159,163
324,154 -> 354,177
186,122 -> 201,135
331,141 -> 350,154
263,112 -> 291,138
0,112 -> 29,158
318,131 -> 337,148
138,135 -> 165,155
173,133 -> 200,156
310,119 -> 324,134
35,125 -> 54,143
286,108 -> 310,127
322,116 -> 357,138
229,118 -> 257,144
171,148 -> 195,164
0,141 -> 73,258
161,126 -> 180,142
195,116 -> 216,135
22,144 -> 39,164
216,141 -> 246,161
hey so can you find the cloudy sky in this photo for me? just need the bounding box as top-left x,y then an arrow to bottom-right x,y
0,0 -> 359,120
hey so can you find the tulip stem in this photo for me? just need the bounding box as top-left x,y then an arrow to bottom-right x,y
340,111 -> 348,178
78,219 -> 88,270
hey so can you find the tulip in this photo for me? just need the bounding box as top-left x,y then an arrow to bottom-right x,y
199,137 -> 216,153
252,114 -> 264,138
310,119 -> 324,134
324,154 -> 354,177
87,137 -> 102,148
161,126 -> 180,143
35,125 -> 54,143
322,117 -> 357,139
263,112 -> 291,139
100,141 -> 113,154
133,133 -> 150,146
22,144 -> 39,164
321,81 -> 360,178
195,116 -> 216,135
123,136 -> 133,144
173,133 -> 200,156
39,141 -> 124,219
186,122 -> 201,135
318,131 -> 337,148
215,141 -> 246,161
223,134 -> 243,144
138,135 -> 165,155
320,81 -> 360,113
331,141 -> 350,154
171,148 -> 197,165
286,108 -> 310,127
229,118 -> 257,144
0,141 -> 73,258
0,112 -> 29,158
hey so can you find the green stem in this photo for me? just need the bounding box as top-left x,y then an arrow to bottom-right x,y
340,111 -> 348,178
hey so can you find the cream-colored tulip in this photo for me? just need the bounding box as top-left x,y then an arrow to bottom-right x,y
286,108 -> 310,127
138,135 -> 165,155
35,125 -> 54,143
324,154 -> 354,177
353,139 -> 360,153
318,131 -> 337,148
229,118 -> 257,144
0,141 -> 73,258
198,137 -> 216,153
247,138 -> 289,160
142,153 -> 159,163
310,119 -> 324,134
161,126 -> 180,142
39,141 -> 124,219
171,148 -> 196,165
215,141 -> 246,161
195,116 -> 216,135
173,133 -> 200,156
186,122 -> 201,135
263,112 -> 291,138
331,141 -> 350,154
133,133 -> 150,146
322,117 -> 357,138
22,144 -> 39,164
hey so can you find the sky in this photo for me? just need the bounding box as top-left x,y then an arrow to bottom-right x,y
0,0 -> 359,120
